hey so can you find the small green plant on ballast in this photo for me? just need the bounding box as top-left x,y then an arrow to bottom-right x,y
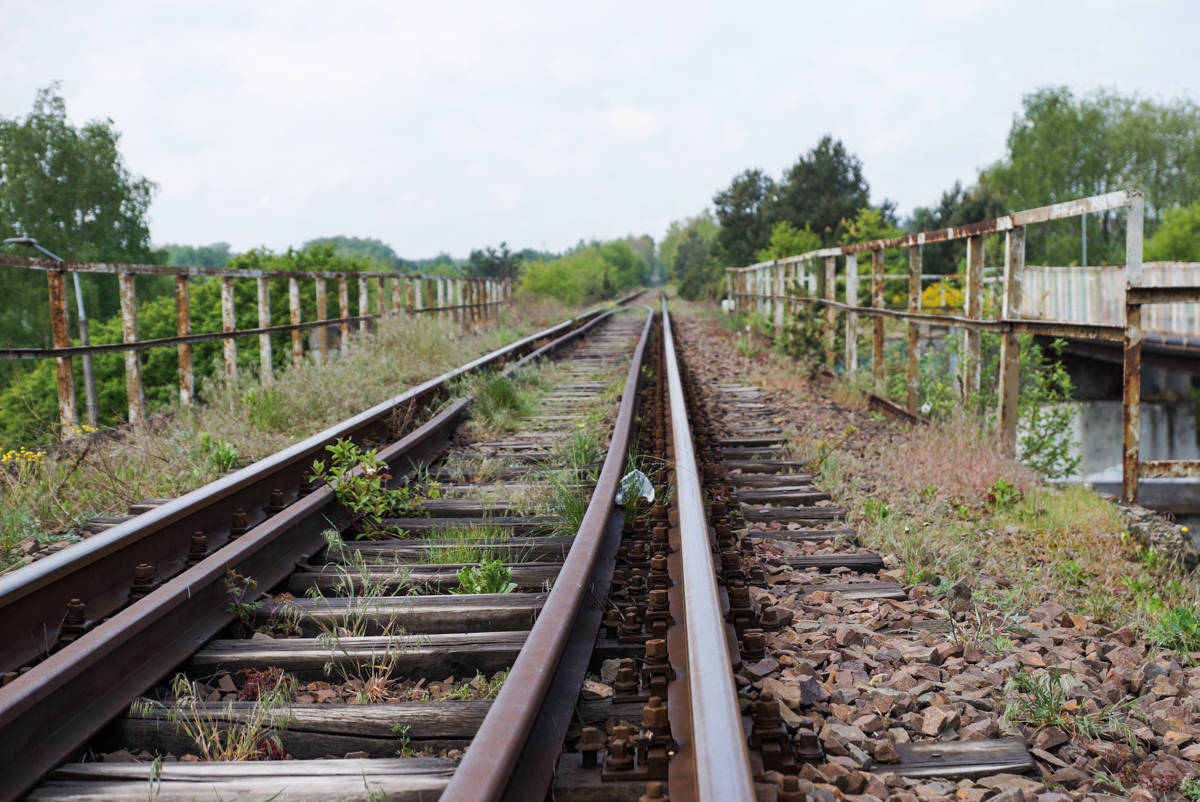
311,438 -> 440,537
197,431 -> 240,472
1148,604 -> 1200,655
130,671 -> 296,761
457,369 -> 537,436
452,559 -> 517,594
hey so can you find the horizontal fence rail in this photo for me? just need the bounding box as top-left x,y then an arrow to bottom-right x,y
724,189 -> 1200,505
0,253 -> 512,432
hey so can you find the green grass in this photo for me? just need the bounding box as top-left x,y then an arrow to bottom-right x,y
0,305 -> 569,574
457,370 -> 539,438
417,525 -> 524,564
540,466 -> 589,537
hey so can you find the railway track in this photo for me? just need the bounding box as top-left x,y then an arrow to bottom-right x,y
4,297 -> 1041,802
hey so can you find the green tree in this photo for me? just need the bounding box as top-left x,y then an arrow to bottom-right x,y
303,236 -> 399,270
160,242 -> 234,268
712,169 -> 776,269
465,242 -> 522,280
661,211 -> 718,277
1145,201 -> 1200,261
984,87 -> 1200,265
0,83 -> 162,354
910,181 -> 1008,275
622,234 -> 661,285
755,221 -> 821,262
767,135 -> 878,245
712,136 -> 885,270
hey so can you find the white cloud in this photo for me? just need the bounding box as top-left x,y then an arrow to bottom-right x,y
0,0 -> 1197,258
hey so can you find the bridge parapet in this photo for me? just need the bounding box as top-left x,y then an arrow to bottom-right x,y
723,189 -> 1200,505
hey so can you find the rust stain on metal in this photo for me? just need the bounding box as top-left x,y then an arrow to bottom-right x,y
175,276 -> 193,406
824,256 -> 836,369
906,246 -> 921,414
257,277 -> 273,381
338,278 -> 350,351
391,276 -> 402,315
997,227 -> 1026,458
963,235 -> 984,399
220,276 -> 237,382
872,250 -> 885,382
289,277 -> 302,368
358,277 -> 370,334
1139,460 -> 1200,478
118,273 -> 144,422
314,278 -> 328,366
46,271 -> 77,432
1123,303 -> 1143,503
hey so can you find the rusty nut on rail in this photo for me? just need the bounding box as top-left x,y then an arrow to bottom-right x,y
576,726 -> 604,769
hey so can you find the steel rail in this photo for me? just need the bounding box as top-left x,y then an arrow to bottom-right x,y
0,298 -> 643,802
440,305 -> 654,802
661,298 -> 757,802
0,295 -> 638,677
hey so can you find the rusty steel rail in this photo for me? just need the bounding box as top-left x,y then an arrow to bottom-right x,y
0,296 -> 645,802
441,304 -> 654,802
661,298 -> 757,801
0,298 -> 638,680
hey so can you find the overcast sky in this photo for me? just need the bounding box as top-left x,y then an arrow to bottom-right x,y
2,1 -> 1197,260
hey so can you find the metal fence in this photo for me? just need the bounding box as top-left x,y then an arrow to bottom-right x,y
0,253 -> 511,432
725,189 -> 1200,504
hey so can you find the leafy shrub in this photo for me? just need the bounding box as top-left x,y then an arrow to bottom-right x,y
311,438 -> 439,536
451,559 -> 517,594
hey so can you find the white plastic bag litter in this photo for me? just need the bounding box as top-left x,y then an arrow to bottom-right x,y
616,470 -> 655,506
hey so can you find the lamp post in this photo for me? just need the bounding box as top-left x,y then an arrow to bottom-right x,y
4,237 -> 98,428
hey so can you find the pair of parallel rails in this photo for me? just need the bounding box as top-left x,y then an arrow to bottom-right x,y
0,294 -> 1027,801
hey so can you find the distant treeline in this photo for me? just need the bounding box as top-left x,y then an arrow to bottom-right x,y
663,86 -> 1200,301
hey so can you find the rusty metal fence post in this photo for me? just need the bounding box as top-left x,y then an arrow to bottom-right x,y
376,276 -> 386,317
119,272 -> 144,422
845,253 -> 858,377
338,277 -> 350,352
257,277 -> 272,382
176,276 -> 194,406
289,277 -> 302,368
824,256 -> 837,369
358,276 -> 369,334
315,278 -> 328,366
963,235 -> 985,399
906,246 -> 921,413
1122,193 -> 1145,502
47,270 -> 77,431
998,227 -> 1025,457
391,276 -> 402,315
220,275 -> 237,383
872,249 -> 885,385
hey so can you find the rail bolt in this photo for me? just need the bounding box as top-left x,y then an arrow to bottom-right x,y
576,726 -> 604,769
741,629 -> 766,662
264,488 -> 285,516
185,533 -> 209,568
778,776 -> 809,802
128,564 -> 158,602
794,729 -> 824,764
605,737 -> 635,772
615,662 -> 640,697
50,598 -> 89,653
229,508 -> 248,539
639,782 -> 669,802
760,607 -> 788,632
